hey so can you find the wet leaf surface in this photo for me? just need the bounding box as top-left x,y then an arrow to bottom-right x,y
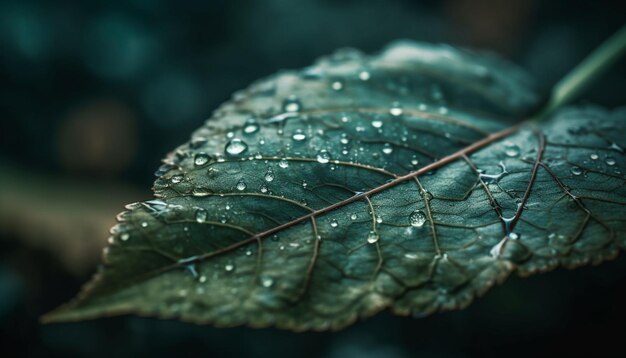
43,41 -> 626,330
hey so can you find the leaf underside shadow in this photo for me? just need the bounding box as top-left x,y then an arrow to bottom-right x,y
43,41 -> 626,331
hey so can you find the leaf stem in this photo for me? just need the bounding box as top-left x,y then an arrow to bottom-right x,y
535,24 -> 626,120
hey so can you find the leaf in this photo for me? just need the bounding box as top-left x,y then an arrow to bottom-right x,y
43,41 -> 626,331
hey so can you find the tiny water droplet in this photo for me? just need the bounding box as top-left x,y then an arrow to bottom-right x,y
278,159 -> 289,168
261,276 -> 274,288
410,156 -> 419,166
389,102 -> 403,116
350,213 -> 357,220
194,153 -> 211,166
331,81 -> 343,91
367,231 -> 379,244
382,143 -> 393,155
570,166 -> 583,175
282,96 -> 301,112
195,209 -> 207,223
503,142 -> 520,157
509,232 -> 519,240
590,153 -> 599,160
120,233 -> 130,241
606,157 -> 616,166
236,179 -> 247,191
330,219 -> 338,228
264,168 -> 275,182
358,70 -> 370,81
141,222 -> 148,228
224,262 -> 235,272
225,138 -> 248,156
170,174 -> 184,184
260,184 -> 268,193
409,210 -> 426,227
317,149 -> 331,164
199,275 -> 207,283
243,119 -> 260,134
371,119 -> 383,128
292,131 -> 307,141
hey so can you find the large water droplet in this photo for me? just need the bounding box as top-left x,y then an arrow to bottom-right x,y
317,149 -> 331,164
367,230 -> 379,244
409,210 -> 426,227
195,208 -> 207,223
225,138 -> 248,156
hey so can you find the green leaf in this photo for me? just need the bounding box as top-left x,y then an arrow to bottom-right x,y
43,41 -> 626,331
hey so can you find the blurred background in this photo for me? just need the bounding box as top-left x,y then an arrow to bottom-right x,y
1,0 -> 625,357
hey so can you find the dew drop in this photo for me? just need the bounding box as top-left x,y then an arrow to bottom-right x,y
260,184 -> 268,193
358,70 -> 370,81
243,119 -> 260,134
367,230 -> 379,244
331,81 -> 343,91
278,159 -> 289,168
389,102 -> 403,116
316,149 -> 331,164
195,208 -> 207,223
409,209 -> 426,227
410,156 -> 419,166
120,233 -> 130,241
264,167 -> 275,182
330,219 -> 338,228
199,275 -> 207,283
350,213 -> 358,220
224,262 -> 235,272
194,153 -> 210,166
261,276 -> 274,288
282,96 -> 301,112
371,119 -> 383,128
590,153 -> 599,160
509,232 -> 519,240
170,174 -> 184,184
503,142 -> 520,157
292,131 -> 307,141
141,222 -> 148,228
606,157 -> 616,166
382,143 -> 393,155
236,179 -> 247,191
225,138 -> 248,156
570,166 -> 583,176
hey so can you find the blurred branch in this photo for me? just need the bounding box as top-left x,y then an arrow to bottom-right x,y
0,162 -> 147,276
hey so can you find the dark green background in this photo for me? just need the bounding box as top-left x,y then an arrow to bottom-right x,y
1,0 -> 625,357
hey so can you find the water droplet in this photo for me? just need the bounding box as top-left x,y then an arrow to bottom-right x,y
260,184 -> 268,193
606,157 -> 616,166
509,232 -> 519,240
358,70 -> 370,81
350,213 -> 358,220
261,276 -> 274,288
292,131 -> 307,141
264,167 -> 275,182
199,275 -> 207,283
302,180 -> 308,188
225,138 -> 248,156
141,222 -> 148,228
243,119 -> 260,134
376,216 -> 383,224
317,149 -> 331,164
224,262 -> 235,272
331,81 -> 343,91
367,230 -> 379,244
590,153 -> 599,160
330,219 -> 338,228
404,253 -> 418,260
282,96 -> 301,112
278,159 -> 289,168
382,143 -> 393,155
195,208 -> 207,223
410,156 -> 419,166
236,179 -> 247,191
120,233 -> 130,241
194,153 -> 210,166
170,174 -> 184,184
389,102 -> 403,116
503,142 -> 520,157
570,166 -> 583,175
371,119 -> 383,128
245,249 -> 253,256
409,210 -> 426,227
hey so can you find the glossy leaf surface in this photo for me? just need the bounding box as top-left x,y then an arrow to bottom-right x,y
43,41 -> 626,331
